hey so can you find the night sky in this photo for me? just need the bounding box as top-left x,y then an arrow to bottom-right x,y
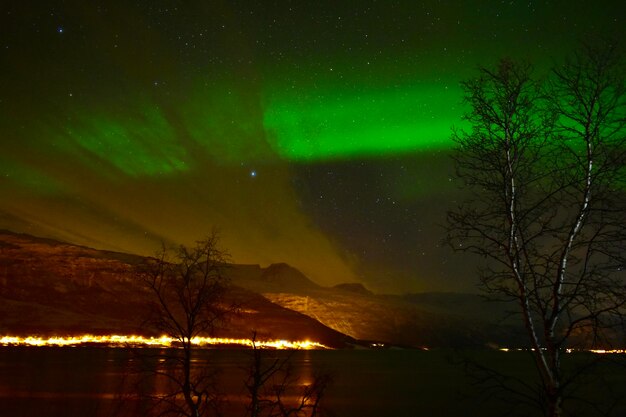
1,1 -> 624,293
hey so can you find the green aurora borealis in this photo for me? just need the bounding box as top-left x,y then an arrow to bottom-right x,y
1,1 -> 624,292
48,74 -> 465,177
263,81 -> 463,161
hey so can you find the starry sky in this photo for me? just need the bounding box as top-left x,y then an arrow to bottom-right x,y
1,1 -> 624,293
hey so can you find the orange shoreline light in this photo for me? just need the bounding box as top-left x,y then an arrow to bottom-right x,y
585,349 -> 626,354
0,335 -> 329,350
499,347 -> 626,354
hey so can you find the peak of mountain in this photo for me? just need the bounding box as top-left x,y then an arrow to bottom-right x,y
261,263 -> 321,290
225,262 -> 321,295
333,283 -> 373,296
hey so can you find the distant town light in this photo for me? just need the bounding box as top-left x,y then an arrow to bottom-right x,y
0,335 -> 329,350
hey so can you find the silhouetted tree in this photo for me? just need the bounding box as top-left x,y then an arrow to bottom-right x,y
447,42 -> 626,417
141,231 -> 230,417
126,235 -> 333,417
245,332 -> 331,417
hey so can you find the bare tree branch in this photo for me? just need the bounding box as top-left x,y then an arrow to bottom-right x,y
447,42 -> 626,417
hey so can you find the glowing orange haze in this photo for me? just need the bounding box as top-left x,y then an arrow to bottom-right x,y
0,335 -> 328,350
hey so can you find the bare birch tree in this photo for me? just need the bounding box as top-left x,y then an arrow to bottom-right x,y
131,236 -> 333,417
141,232 -> 230,417
447,42 -> 626,417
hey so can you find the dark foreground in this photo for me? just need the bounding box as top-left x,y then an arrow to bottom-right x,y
0,347 -> 625,417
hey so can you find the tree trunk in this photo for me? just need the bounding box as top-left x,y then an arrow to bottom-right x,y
183,344 -> 200,417
547,390 -> 563,417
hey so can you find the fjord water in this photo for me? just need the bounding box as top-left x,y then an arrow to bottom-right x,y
0,347 -> 624,417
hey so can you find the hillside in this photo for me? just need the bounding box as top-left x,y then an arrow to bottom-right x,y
0,230 -> 532,348
0,230 -> 353,348
226,265 -> 524,348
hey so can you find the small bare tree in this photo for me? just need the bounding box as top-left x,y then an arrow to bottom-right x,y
447,42 -> 626,417
245,332 -> 331,417
141,232 -> 230,417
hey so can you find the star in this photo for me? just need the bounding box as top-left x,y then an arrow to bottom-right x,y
0,0 -> 621,297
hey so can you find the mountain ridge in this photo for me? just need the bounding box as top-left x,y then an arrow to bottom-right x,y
0,230 -> 353,348
0,229 -> 532,348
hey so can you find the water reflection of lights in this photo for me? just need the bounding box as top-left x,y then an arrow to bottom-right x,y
0,335 -> 328,350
